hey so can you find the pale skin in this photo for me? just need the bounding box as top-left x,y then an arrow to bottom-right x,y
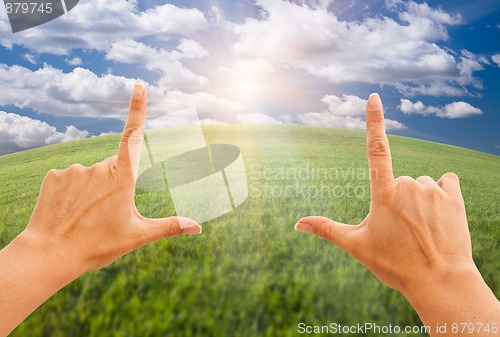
295,93 -> 500,336
0,88 -> 498,336
0,84 -> 202,337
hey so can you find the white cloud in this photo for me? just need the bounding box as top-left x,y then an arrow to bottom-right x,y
395,82 -> 468,97
23,54 -> 36,64
106,39 -> 208,89
398,1 -> 462,25
440,101 -> 483,119
0,64 -> 136,118
299,94 -> 405,130
400,99 -> 427,115
177,39 -> 209,59
0,64 -> 244,121
384,119 -> 407,130
0,111 -> 88,155
461,50 -> 489,65
235,113 -> 283,124
230,0 -> 482,96
298,112 -> 366,130
45,125 -> 88,143
492,54 -> 500,67
65,57 -> 82,66
52,4 -> 210,91
0,0 -> 208,54
399,99 -> 482,118
320,94 -> 366,117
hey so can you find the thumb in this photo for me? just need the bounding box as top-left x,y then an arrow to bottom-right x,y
295,216 -> 358,253
136,216 -> 202,246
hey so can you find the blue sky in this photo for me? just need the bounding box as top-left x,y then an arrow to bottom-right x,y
0,0 -> 499,155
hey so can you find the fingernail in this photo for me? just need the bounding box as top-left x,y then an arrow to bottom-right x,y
180,219 -> 202,235
181,225 -> 202,235
368,93 -> 382,110
294,221 -> 312,233
132,84 -> 145,99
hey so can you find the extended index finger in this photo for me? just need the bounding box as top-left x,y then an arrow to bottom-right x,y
116,84 -> 147,180
366,93 -> 394,196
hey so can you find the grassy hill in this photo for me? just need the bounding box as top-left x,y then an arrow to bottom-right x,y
1,125 -> 499,337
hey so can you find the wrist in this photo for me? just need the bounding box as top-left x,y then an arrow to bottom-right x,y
0,230 -> 82,336
401,260 -> 480,299
14,230 -> 82,287
401,260 -> 498,328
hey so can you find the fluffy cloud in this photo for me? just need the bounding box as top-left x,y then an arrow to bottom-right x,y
0,0 -> 208,54
443,102 -> 483,118
399,99 -> 482,118
395,0 -> 462,25
299,94 -> 405,130
106,39 -> 208,89
298,112 -> 366,130
0,64 -> 244,121
320,94 -> 366,117
384,119 -> 407,130
0,1 -> 213,102
395,82 -> 468,97
0,111 -> 88,155
492,54 -> 500,67
230,0 -> 482,96
23,54 -> 36,64
0,64 -> 135,118
176,39 -> 210,59
65,57 -> 82,66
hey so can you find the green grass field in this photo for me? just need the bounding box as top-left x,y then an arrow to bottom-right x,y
1,125 -> 499,337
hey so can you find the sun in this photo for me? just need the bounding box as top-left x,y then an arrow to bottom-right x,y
237,80 -> 256,99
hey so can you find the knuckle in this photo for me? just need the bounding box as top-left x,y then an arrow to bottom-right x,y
47,168 -> 60,176
416,175 -> 434,185
164,223 -> 181,238
444,172 -> 459,182
89,162 -> 108,175
312,223 -> 333,241
163,220 -> 182,238
68,163 -> 86,173
368,138 -> 389,158
393,176 -> 420,198
323,226 -> 335,242
44,169 -> 61,181
89,162 -> 103,171
395,175 -> 414,185
122,127 -> 144,144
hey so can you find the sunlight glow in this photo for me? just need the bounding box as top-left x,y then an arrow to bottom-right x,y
237,80 -> 256,98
